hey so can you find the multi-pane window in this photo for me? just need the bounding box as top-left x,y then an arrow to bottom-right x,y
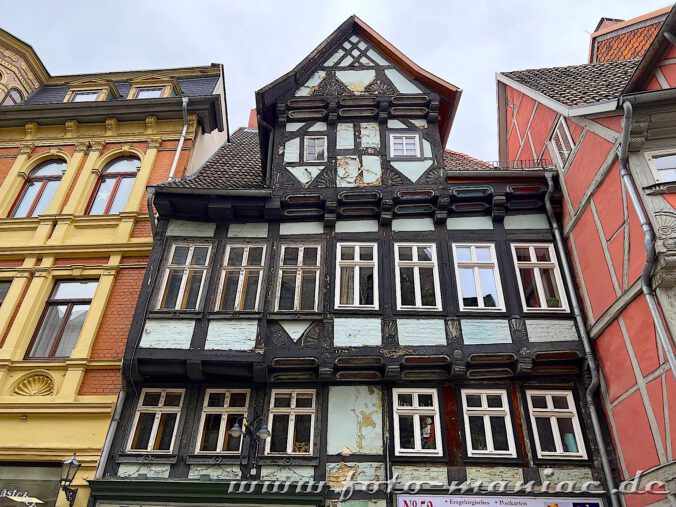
453,243 -> 505,311
266,390 -> 315,455
27,280 -> 98,359
395,243 -> 441,310
551,117 -> 575,169
511,244 -> 567,312
389,133 -> 420,158
335,243 -> 377,309
159,244 -> 211,310
646,150 -> 676,183
218,245 -> 265,311
526,390 -> 586,459
87,157 -> 140,215
11,160 -> 66,218
0,281 -> 10,307
70,90 -> 101,102
1,88 -> 23,106
304,136 -> 327,162
392,388 -> 442,456
276,245 -> 321,312
134,87 -> 165,99
196,389 -> 249,453
128,389 -> 184,453
461,389 -> 516,458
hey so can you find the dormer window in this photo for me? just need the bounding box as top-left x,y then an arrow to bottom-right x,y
133,86 -> 166,99
304,136 -> 327,162
388,132 -> 421,159
70,90 -> 103,102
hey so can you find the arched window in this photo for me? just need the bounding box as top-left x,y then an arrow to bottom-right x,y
87,156 -> 140,215
11,160 -> 66,218
1,88 -> 24,106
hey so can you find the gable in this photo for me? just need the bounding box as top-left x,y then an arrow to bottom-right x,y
641,44 -> 676,91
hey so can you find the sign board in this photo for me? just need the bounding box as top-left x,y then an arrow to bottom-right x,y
0,466 -> 60,507
397,495 -> 603,507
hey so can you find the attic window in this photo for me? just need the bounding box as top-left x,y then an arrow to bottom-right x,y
70,90 -> 102,102
134,86 -> 166,99
388,132 -> 421,159
551,118 -> 575,169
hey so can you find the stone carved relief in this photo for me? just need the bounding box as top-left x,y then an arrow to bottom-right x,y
382,319 -> 398,345
446,318 -> 462,345
312,73 -> 353,97
13,373 -> 54,396
509,316 -> 528,343
364,78 -> 395,96
653,210 -> 676,288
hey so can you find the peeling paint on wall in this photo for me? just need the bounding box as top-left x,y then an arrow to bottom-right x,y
295,71 -> 327,96
326,462 -> 384,490
205,320 -> 258,350
118,463 -> 170,478
139,319 -> 194,349
336,70 -> 376,93
337,156 -> 381,187
284,138 -> 300,163
391,465 -> 448,485
466,466 -> 523,483
288,165 -> 324,187
187,465 -> 240,479
327,385 -> 383,454
360,123 -> 380,149
337,123 -> 355,149
260,465 -> 315,481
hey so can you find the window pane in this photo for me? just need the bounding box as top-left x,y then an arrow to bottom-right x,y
459,268 -> 478,307
657,167 -> 676,182
241,272 -> 260,310
490,416 -> 509,451
229,392 -> 248,407
220,272 -> 239,310
270,414 -> 289,452
419,267 -> 437,307
519,268 -> 541,308
88,178 -> 116,215
53,280 -> 98,300
515,247 -> 531,262
207,392 -> 226,407
479,268 -> 500,308
358,267 -> 374,305
136,87 -> 164,99
296,393 -> 314,408
531,395 -> 547,409
283,248 -> 299,266
108,176 -> 135,214
200,413 -> 221,451
535,417 -> 556,452
652,153 -> 676,171
552,396 -> 569,409
339,267 -> 354,305
421,416 -> 436,450
455,247 -> 471,262
224,413 -> 244,452
28,305 -> 67,357
227,247 -> 245,266
475,247 -> 491,262
164,393 -> 182,407
247,247 -> 264,266
273,393 -> 292,408
302,247 -> 319,266
131,412 -> 155,450
299,271 -> 317,310
398,393 -> 413,407
360,246 -> 373,261
278,272 -> 297,310
53,303 -> 89,357
142,392 -> 161,406
399,267 -> 415,306
417,247 -> 433,262
105,157 -> 140,174
465,394 -> 481,408
32,179 -> 59,216
293,414 -> 312,453
557,418 -> 579,453
486,395 -> 503,408
541,268 -> 563,308
398,415 -> 415,449
13,181 -> 41,217
154,413 -> 177,450
469,416 -> 487,450
418,393 -> 433,407
181,270 -> 203,309
341,246 -> 355,261
171,246 -> 190,265
161,269 -> 184,309
534,247 -> 551,262
398,246 -> 413,261
191,247 -> 210,266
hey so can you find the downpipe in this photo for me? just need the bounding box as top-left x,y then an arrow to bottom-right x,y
94,384 -> 126,478
168,97 -> 190,181
544,174 -> 620,507
618,100 -> 676,376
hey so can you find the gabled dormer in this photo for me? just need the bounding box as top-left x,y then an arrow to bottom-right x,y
63,76 -> 121,102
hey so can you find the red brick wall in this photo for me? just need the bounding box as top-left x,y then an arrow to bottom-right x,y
0,148 -> 19,186
79,369 -> 121,395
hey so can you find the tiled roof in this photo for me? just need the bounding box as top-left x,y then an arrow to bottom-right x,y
594,22 -> 662,63
501,59 -> 639,107
160,127 -> 265,190
444,150 -> 493,171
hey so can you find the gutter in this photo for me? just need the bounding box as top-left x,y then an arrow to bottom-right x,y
544,173 -> 620,507
617,100 -> 676,376
168,97 -> 189,181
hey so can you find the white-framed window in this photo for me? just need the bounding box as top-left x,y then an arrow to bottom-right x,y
266,390 -> 315,455
461,389 -> 516,458
525,390 -> 587,459
276,245 -> 321,312
304,136 -> 327,162
335,242 -> 378,309
196,389 -> 250,453
645,149 -> 676,183
128,389 -> 184,453
389,133 -> 421,158
511,243 -> 567,312
392,388 -> 442,456
452,243 -> 505,311
70,90 -> 103,102
218,245 -> 265,311
551,117 -> 575,169
158,243 -> 211,310
394,243 -> 442,310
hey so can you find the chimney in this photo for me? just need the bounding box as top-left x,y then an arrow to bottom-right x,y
247,109 -> 258,129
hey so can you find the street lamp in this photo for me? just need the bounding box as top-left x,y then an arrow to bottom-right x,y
60,453 -> 80,506
229,416 -> 271,479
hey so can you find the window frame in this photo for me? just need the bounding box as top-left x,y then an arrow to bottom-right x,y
127,388 -> 184,454
10,160 -> 66,218
394,242 -> 442,311
525,389 -> 587,460
86,156 -> 141,215
1,88 -> 24,106
68,90 -> 104,102
0,280 -> 11,308
274,244 -> 322,312
334,242 -> 379,310
216,244 -> 266,312
25,279 -> 98,359
195,388 -> 250,454
265,389 -> 316,456
303,136 -> 327,163
550,117 -> 575,170
452,242 -> 506,312
387,132 -> 422,160
510,243 -> 568,313
157,243 -> 212,311
132,86 -> 168,99
645,148 -> 676,184
392,388 -> 443,457
460,388 -> 517,458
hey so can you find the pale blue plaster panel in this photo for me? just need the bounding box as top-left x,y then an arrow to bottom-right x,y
308,122 -> 328,132
284,138 -> 300,163
205,320 -> 258,350
227,222 -> 269,238
391,465 -> 448,486
387,119 -> 407,129
367,48 -> 389,66
326,462 -> 385,491
288,165 -> 324,186
295,71 -> 326,96
334,318 -> 382,347
324,49 -> 345,66
526,319 -> 578,342
385,69 -> 422,93
140,319 -> 193,349
166,220 -> 216,237
422,139 -> 432,158
327,386 -> 383,455
504,213 -> 550,230
360,123 -> 380,148
335,220 -> 379,233
361,155 -> 382,184
391,160 -> 432,183
397,319 -> 446,346
446,216 -> 494,230
337,156 -> 360,187
411,119 -> 428,129
285,122 -> 305,132
337,123 -> 355,149
188,465 -> 240,479
336,70 -> 376,93
279,221 -> 324,235
260,465 -> 315,481
118,463 -> 170,478
279,320 -> 311,342
392,217 -> 435,232
462,319 -> 512,345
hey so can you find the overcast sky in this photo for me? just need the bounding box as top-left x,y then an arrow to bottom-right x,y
1,0 -> 669,160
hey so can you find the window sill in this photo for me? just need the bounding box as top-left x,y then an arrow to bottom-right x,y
256,456 -> 319,466
116,453 -> 177,464
462,455 -> 522,465
147,310 -> 203,319
391,454 -> 446,463
533,456 -> 590,466
393,309 -> 445,316
186,454 -> 241,465
208,311 -> 263,320
267,313 -> 323,321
